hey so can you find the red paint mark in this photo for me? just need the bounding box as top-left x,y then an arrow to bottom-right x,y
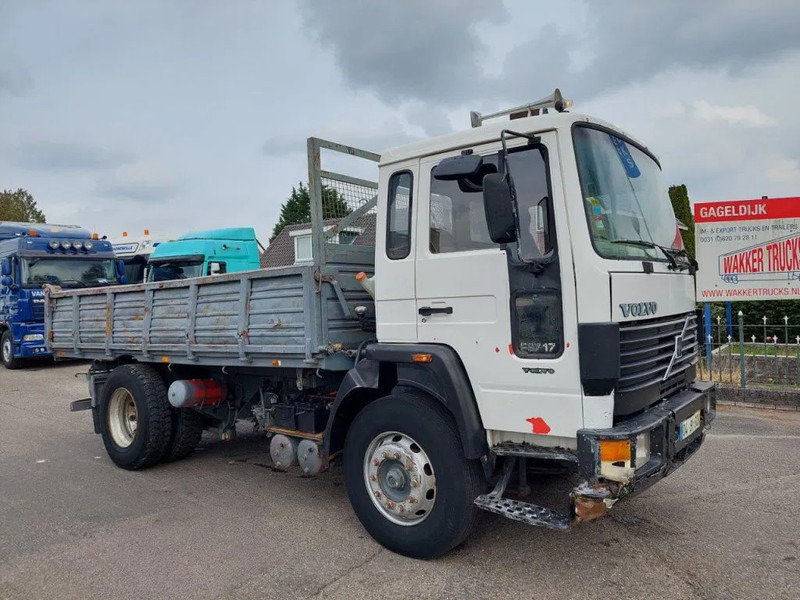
526,417 -> 551,435
494,347 -> 500,353
508,344 -> 514,355
565,341 -> 570,349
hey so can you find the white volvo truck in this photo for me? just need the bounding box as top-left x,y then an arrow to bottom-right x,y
47,90 -> 714,558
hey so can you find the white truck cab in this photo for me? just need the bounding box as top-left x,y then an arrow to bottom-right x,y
111,231 -> 167,283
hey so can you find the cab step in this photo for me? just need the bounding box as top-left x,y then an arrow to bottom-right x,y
474,494 -> 570,530
474,454 -> 572,530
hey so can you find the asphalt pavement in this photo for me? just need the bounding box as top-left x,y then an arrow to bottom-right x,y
1,362 -> 798,600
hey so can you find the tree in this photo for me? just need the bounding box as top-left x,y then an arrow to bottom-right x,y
0,188 -> 46,223
270,182 -> 350,241
668,184 -> 694,258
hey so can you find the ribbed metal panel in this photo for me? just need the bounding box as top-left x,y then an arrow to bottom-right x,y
46,264 -> 374,370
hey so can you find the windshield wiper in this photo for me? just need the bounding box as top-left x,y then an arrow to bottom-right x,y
610,239 -> 687,271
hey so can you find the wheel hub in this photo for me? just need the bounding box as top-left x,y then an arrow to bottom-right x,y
364,432 -> 436,526
107,387 -> 138,448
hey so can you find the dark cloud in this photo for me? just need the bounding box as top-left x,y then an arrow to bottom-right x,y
501,2 -> 800,102
299,1 -> 800,107
9,138 -> 133,171
297,0 -> 509,105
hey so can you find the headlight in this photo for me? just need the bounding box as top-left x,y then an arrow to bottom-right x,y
72,241 -> 83,250
61,241 -> 71,250
84,241 -> 93,250
23,334 -> 44,342
635,432 -> 651,469
49,241 -> 59,249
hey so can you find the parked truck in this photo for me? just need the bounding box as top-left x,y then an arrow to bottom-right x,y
111,230 -> 166,284
145,227 -> 261,282
46,90 -> 714,558
1,222 -> 120,369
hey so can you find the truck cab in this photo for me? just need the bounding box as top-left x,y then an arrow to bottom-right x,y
111,230 -> 167,284
145,227 -> 261,282
1,222 -> 119,368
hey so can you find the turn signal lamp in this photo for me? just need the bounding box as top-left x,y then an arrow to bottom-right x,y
599,439 -> 631,463
92,233 -> 99,240
122,231 -> 128,237
411,353 -> 433,363
28,229 -> 38,237
144,229 -> 150,235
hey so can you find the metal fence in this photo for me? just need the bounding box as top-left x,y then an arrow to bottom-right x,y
697,313 -> 800,388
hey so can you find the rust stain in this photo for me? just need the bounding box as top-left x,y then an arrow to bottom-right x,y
573,496 -> 608,523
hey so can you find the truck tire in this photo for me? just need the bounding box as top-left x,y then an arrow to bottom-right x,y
164,408 -> 205,462
1,329 -> 21,370
343,391 -> 485,559
99,364 -> 172,470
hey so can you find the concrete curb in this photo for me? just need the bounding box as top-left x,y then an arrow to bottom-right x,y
716,383 -> 800,411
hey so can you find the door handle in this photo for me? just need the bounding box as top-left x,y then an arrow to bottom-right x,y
418,306 -> 453,316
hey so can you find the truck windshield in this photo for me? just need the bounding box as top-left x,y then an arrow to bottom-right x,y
148,260 -> 204,282
573,126 -> 682,262
22,258 -> 118,288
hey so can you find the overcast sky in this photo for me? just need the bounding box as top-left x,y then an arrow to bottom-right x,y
1,1 -> 799,244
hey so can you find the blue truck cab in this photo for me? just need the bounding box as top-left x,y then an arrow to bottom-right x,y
146,227 -> 261,282
0,222 -> 120,369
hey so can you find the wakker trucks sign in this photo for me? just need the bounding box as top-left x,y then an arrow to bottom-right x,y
695,196 -> 800,301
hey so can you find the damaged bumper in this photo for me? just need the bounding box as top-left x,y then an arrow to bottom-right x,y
572,380 -> 716,523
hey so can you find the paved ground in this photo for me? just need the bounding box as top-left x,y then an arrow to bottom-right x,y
1,362 -> 798,600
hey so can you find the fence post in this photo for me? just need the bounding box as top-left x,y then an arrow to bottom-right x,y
738,311 -> 745,388
785,316 -> 790,385
704,303 -> 712,370
726,301 -> 733,337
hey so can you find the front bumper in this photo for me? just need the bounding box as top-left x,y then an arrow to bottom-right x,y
572,380 -> 716,521
10,323 -> 51,359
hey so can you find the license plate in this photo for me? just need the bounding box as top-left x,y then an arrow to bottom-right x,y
678,410 -> 701,441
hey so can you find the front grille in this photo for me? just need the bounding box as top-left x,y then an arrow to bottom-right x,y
32,301 -> 45,320
618,313 -> 698,396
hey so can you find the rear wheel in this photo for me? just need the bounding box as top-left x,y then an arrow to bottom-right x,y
344,391 -> 485,559
99,364 -> 172,470
164,408 -> 205,462
1,330 -> 21,370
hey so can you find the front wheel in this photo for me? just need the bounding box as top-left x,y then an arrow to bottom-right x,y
344,391 -> 485,559
1,330 -> 22,369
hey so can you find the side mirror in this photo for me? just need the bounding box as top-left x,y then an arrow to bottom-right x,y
483,173 -> 517,244
208,261 -> 225,276
143,266 -> 152,282
1,258 -> 11,277
1,276 -> 12,288
116,260 -> 126,278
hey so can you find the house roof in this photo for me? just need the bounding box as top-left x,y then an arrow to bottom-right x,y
260,214 -> 376,269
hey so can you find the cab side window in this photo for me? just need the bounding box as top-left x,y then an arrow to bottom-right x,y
386,171 -> 413,260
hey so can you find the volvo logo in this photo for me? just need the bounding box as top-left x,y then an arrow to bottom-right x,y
619,302 -> 657,318
663,317 -> 691,381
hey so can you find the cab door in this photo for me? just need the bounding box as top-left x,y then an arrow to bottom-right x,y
414,133 -> 582,442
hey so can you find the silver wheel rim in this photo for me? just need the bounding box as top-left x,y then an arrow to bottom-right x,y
363,431 -> 436,526
2,337 -> 11,363
108,387 -> 138,448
